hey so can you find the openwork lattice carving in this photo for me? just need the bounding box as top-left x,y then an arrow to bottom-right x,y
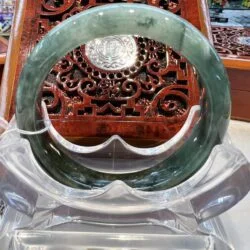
43,36 -> 200,140
18,0 -> 201,141
212,26 -> 250,58
38,0 -> 183,41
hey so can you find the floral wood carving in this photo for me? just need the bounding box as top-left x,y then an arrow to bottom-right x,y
212,26 -> 250,58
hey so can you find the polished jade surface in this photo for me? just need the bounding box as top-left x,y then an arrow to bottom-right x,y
16,4 -> 231,191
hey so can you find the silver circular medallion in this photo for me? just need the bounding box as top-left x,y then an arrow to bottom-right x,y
237,36 -> 250,46
85,35 -> 137,71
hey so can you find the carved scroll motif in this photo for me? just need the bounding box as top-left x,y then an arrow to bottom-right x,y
43,38 -> 199,122
38,0 -> 183,41
37,0 -> 201,140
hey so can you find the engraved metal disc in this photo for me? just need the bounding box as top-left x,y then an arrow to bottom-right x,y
85,35 -> 137,71
237,36 -> 250,46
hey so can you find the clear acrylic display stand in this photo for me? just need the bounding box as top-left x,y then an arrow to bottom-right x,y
0,113 -> 249,250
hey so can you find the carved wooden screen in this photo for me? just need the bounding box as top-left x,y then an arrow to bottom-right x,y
43,38 -> 200,141
212,26 -> 250,59
211,25 -> 250,121
2,0 -> 211,142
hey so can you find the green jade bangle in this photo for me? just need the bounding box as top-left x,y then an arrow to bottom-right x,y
16,4 -> 231,191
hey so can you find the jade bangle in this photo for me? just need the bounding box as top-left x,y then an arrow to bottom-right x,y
16,4 -> 231,191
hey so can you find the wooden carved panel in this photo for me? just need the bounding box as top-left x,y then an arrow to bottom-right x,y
35,0 -> 201,141
212,26 -> 250,59
43,37 -> 200,140
1,0 -> 212,142
212,26 -> 250,122
38,0 -> 183,42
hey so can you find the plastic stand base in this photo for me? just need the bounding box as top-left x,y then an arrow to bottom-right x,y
2,206 -> 232,250
0,117 -> 249,249
11,230 -> 230,250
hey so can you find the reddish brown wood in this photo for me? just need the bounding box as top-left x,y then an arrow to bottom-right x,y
1,0 -> 212,142
212,26 -> 250,121
0,40 -> 8,54
231,89 -> 250,122
0,65 -> 4,84
228,68 -> 250,92
0,37 -> 8,65
44,41 -> 200,141
212,26 -> 250,59
228,68 -> 250,121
